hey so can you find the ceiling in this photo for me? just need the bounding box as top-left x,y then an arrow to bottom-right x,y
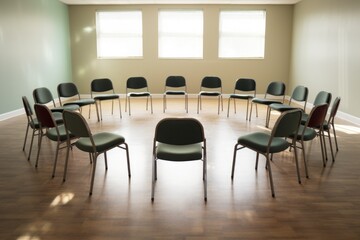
59,0 -> 302,5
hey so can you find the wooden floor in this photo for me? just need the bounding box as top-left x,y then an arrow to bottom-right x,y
1,97 -> 360,240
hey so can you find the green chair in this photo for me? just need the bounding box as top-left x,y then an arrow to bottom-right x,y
91,78 -> 122,120
125,77 -> 153,116
250,81 -> 286,126
197,76 -> 223,114
231,109 -> 302,197
267,85 -> 308,127
301,91 -> 332,124
227,78 -> 257,120
33,104 -> 75,177
57,82 -> 99,121
62,110 -> 131,195
33,87 -> 80,112
163,76 -> 188,113
151,118 -> 207,202
291,103 -> 329,168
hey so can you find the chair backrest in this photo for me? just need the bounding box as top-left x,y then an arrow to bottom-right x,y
234,78 -> 256,92
34,104 -> 56,129
155,118 -> 205,145
127,77 -> 148,90
313,91 -> 332,106
57,83 -> 80,98
272,109 -> 302,138
328,97 -> 341,123
22,96 -> 34,117
265,81 -> 286,97
33,87 -> 56,106
165,76 -> 186,88
91,78 -> 115,93
291,85 -> 309,102
306,103 -> 329,128
62,110 -> 92,138
201,76 -> 222,89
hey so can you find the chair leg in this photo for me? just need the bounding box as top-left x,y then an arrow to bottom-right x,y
118,98 -> 122,119
124,142 -> 131,178
300,140 -> 309,178
197,95 -> 201,114
63,139 -> 71,182
217,96 -> 220,115
89,153 -> 98,196
266,155 -> 276,198
203,157 -> 207,202
98,101 -> 103,121
227,98 -> 231,117
185,94 -> 188,113
27,128 -> 37,161
23,124 -> 30,151
255,152 -> 260,170
104,152 -> 108,170
151,156 -> 156,201
326,129 -> 335,162
318,130 -> 327,167
52,142 -> 61,178
292,140 -> 301,184
163,95 -> 166,113
231,143 -> 239,179
128,98 -> 131,116
150,96 -> 153,114
35,131 -> 44,168
332,123 -> 339,152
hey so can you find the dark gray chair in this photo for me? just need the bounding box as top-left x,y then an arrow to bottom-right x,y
163,76 -> 188,113
301,91 -> 332,124
62,110 -> 131,195
91,78 -> 121,120
125,77 -> 153,116
231,109 -> 302,198
151,118 -> 207,202
267,85 -> 308,127
33,87 -> 79,112
197,76 -> 223,114
227,78 -> 257,120
57,82 -> 99,121
250,81 -> 286,126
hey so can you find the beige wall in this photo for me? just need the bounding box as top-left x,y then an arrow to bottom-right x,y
69,4 -> 293,95
290,0 -> 360,118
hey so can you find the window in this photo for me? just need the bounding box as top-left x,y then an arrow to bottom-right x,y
158,10 -> 203,59
96,11 -> 143,59
219,10 -> 266,59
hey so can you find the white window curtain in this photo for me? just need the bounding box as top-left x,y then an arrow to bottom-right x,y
96,11 -> 143,59
158,10 -> 203,59
219,10 -> 266,59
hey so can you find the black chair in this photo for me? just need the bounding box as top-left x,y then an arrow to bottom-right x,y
267,85 -> 308,127
301,91 -> 332,124
125,77 -> 153,116
34,104 -> 75,176
57,82 -> 99,121
62,110 -> 131,195
163,76 -> 188,113
231,109 -> 302,197
227,78 -> 257,120
33,87 -> 80,112
250,81 -> 286,127
91,78 -> 122,120
151,118 -> 207,202
197,76 -> 223,114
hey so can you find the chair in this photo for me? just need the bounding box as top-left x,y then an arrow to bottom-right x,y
91,78 -> 122,120
33,104 -> 75,177
227,78 -> 257,120
125,77 -> 153,116
267,85 -> 309,127
231,109 -> 302,197
250,81 -> 286,126
301,91 -> 332,124
163,76 -> 188,113
151,118 -> 207,202
57,82 -> 99,121
62,110 -> 131,195
321,97 -> 341,161
33,87 -> 80,112
291,104 -> 329,168
197,76 -> 223,114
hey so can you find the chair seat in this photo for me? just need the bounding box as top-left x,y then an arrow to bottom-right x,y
94,94 -> 119,101
156,143 -> 203,161
199,91 -> 221,97
165,90 -> 186,95
229,94 -> 254,100
293,125 -> 317,141
270,103 -> 298,112
76,132 -> 125,153
128,92 -> 151,97
64,99 -> 95,107
252,98 -> 282,105
47,125 -> 73,142
238,132 -> 290,153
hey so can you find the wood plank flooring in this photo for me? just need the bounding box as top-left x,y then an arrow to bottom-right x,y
1,97 -> 360,239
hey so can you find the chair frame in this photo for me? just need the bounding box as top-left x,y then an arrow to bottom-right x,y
125,77 -> 153,116
197,76 -> 223,115
151,118 -> 207,202
231,109 -> 302,197
91,78 -> 122,120
163,76 -> 188,113
227,78 -> 257,120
